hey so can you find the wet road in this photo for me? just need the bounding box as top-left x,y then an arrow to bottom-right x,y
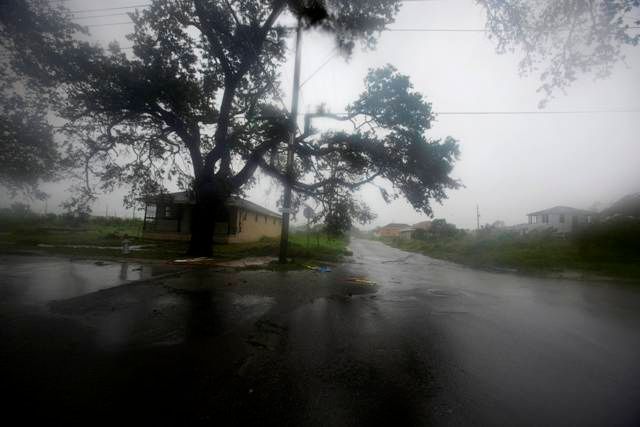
1,241 -> 639,425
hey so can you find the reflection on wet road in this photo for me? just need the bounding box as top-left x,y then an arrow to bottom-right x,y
0,241 -> 639,426
0,255 -> 178,303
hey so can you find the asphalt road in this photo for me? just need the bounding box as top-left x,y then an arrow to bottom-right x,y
1,240 -> 639,426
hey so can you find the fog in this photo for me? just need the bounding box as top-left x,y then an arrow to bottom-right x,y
3,0 -> 639,229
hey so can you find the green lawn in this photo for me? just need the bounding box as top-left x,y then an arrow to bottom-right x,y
381,231 -> 640,281
0,217 -> 350,265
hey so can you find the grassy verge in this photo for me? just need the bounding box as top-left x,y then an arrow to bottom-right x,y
380,232 -> 640,281
0,218 -> 350,266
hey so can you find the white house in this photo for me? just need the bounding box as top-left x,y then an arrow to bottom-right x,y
526,206 -> 596,233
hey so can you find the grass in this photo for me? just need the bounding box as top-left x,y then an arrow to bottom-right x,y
0,216 -> 350,265
380,229 -> 640,281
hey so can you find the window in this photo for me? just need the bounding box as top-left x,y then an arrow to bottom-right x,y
542,214 -> 549,224
255,213 -> 258,222
264,216 -> 267,224
273,218 -> 276,225
559,214 -> 565,223
587,215 -> 592,224
164,206 -> 172,218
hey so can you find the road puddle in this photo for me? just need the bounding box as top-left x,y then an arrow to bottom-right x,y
0,256 -> 178,304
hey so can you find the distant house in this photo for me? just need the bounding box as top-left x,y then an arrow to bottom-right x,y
526,206 -> 596,233
413,220 -> 432,231
398,228 -> 417,240
142,191 -> 282,243
375,223 -> 411,237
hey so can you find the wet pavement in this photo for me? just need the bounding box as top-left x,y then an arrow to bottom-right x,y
0,241 -> 639,425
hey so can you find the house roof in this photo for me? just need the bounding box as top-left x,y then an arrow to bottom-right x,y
527,206 -> 596,216
413,220 -> 432,230
380,223 -> 411,229
148,191 -> 281,218
226,197 -> 281,219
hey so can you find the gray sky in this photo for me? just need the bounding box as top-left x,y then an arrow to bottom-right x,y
4,0 -> 640,229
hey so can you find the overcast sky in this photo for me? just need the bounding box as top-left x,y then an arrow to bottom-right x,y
4,0 -> 640,229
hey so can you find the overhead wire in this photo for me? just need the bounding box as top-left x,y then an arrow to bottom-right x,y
4,0 -> 636,117
299,47 -> 339,88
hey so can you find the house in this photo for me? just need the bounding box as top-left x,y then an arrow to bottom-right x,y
142,191 -> 282,243
375,223 -> 411,237
398,227 -> 417,240
526,206 -> 596,233
413,220 -> 432,231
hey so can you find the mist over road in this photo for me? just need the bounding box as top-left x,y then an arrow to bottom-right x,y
0,242 -> 639,425
345,239 -> 640,425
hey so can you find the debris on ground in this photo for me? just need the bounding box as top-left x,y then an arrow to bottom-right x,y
173,257 -> 210,264
381,254 -> 413,264
36,243 -> 153,251
345,276 -> 376,285
214,257 -> 277,268
305,265 -> 332,273
171,256 -> 277,268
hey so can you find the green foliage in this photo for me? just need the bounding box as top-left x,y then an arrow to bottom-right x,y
2,0 -> 460,256
0,215 -> 347,263
298,65 -> 460,217
290,0 -> 401,52
574,218 -> 640,261
479,0 -> 640,106
1,2 -> 455,206
384,221 -> 640,280
0,0 -> 82,198
413,218 -> 461,239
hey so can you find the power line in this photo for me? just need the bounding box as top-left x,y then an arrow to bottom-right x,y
65,0 -> 438,14
84,21 -> 133,28
385,26 -> 640,32
291,109 -> 640,118
434,109 -> 640,115
68,4 -> 150,14
71,13 -> 130,20
300,47 -> 339,88
49,109 -> 640,128
386,28 -> 486,32
69,19 -> 640,30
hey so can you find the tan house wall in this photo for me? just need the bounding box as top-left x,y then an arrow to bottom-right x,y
377,227 -> 404,237
143,203 -> 281,244
228,209 -> 281,243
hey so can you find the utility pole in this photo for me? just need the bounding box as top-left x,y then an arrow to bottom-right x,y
476,204 -> 480,230
279,18 -> 303,264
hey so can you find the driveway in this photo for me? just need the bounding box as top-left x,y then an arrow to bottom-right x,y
0,241 -> 639,425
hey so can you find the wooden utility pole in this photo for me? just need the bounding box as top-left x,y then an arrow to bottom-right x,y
476,204 -> 480,230
279,18 -> 303,263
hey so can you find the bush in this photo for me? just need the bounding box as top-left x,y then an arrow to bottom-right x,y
573,218 -> 640,261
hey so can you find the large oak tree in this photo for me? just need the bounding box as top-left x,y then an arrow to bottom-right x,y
3,0 -> 637,255
1,0 -> 460,255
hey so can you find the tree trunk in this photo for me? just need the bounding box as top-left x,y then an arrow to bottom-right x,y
187,179 -> 228,257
